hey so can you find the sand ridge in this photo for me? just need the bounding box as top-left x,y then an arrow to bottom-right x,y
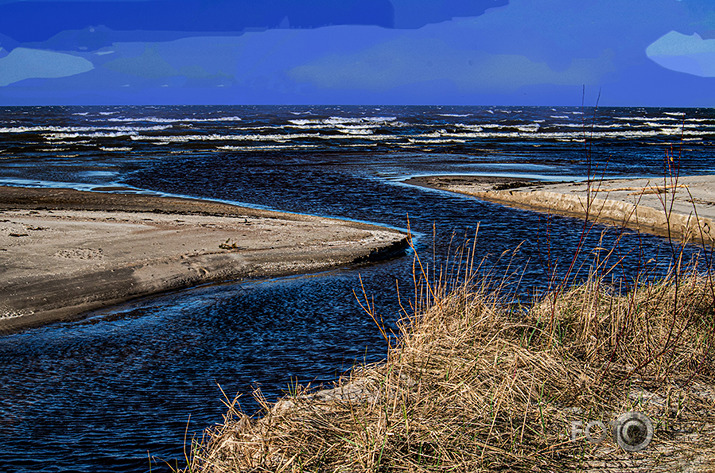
0,187 -> 408,333
404,174 -> 715,246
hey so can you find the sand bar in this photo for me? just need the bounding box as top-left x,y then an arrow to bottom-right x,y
0,187 -> 408,333
405,174 -> 715,245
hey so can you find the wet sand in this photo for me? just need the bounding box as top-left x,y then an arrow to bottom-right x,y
405,175 -> 715,245
0,187 -> 408,333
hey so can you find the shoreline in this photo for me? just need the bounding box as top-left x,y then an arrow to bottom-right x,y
404,174 -> 715,246
0,186 -> 408,333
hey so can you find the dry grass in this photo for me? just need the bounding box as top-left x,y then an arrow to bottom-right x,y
182,246 -> 715,472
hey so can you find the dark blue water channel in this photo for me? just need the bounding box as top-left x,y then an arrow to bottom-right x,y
0,106 -> 712,471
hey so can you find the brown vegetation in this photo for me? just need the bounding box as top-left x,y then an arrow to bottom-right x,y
182,242 -> 715,472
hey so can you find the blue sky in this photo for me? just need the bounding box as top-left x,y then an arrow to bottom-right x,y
0,0 -> 713,106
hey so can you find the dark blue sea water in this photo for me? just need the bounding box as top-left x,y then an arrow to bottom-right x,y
0,106 -> 713,472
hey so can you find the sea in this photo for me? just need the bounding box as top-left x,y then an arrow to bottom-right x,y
0,105 -> 713,472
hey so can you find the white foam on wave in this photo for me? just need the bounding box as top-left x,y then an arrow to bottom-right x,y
107,116 -> 242,123
517,124 -> 540,133
99,147 -> 133,152
319,133 -> 398,141
217,144 -> 319,151
334,123 -> 380,129
285,122 -> 334,130
437,113 -> 470,117
185,131 -> 399,143
288,116 -> 399,128
197,116 -> 243,122
664,112 -> 686,117
132,133 -> 317,143
1,125 -> 171,134
44,133 -> 119,140
650,122 -> 715,131
416,131 -> 443,138
234,125 -> 291,132
325,116 -> 395,125
658,127 -> 688,135
358,116 -> 397,123
288,119 -> 321,126
550,115 -> 570,119
555,123 -> 629,129
337,128 -> 375,135
214,142 -> 378,152
414,128 -> 710,141
615,116 -> 679,122
455,124 -> 483,132
53,140 -> 92,145
407,138 -> 467,144
682,123 -> 715,128
44,131 -> 146,140
456,123 -> 540,132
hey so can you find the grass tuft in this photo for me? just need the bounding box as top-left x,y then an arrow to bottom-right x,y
182,242 -> 715,472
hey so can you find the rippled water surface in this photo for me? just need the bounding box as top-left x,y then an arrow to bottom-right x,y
0,106 -> 713,471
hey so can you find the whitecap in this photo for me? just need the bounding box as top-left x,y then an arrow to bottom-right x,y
217,144 -> 319,151
44,131 -> 141,140
614,116 -> 678,122
0,125 -> 171,134
337,128 -> 375,135
517,124 -> 540,133
407,138 -> 467,144
107,116 -> 241,124
455,124 -> 483,132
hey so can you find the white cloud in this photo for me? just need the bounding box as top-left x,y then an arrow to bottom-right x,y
646,31 -> 715,77
0,48 -> 94,86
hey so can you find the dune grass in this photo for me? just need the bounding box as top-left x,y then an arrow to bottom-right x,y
179,225 -> 714,472
180,139 -> 715,471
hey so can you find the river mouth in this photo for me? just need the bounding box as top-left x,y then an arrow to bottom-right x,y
0,105 -> 712,472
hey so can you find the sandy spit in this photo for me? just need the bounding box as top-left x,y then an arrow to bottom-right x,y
404,175 -> 715,246
0,187 -> 408,333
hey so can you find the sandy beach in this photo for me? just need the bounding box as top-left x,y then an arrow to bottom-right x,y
0,187 -> 408,333
405,174 -> 715,246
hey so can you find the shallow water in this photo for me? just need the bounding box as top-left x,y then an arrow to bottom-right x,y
0,106 -> 712,471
